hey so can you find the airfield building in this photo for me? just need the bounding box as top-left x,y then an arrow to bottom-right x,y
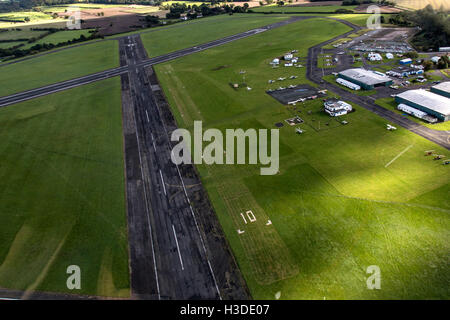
397,104 -> 437,123
395,89 -> 450,122
324,99 -> 352,117
430,81 -> 450,98
338,68 -> 393,90
399,58 -> 412,65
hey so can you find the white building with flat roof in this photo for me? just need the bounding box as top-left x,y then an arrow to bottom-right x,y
431,81 -> 450,98
395,89 -> 450,121
338,68 -> 393,90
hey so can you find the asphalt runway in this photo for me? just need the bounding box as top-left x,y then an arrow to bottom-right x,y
120,35 -> 234,299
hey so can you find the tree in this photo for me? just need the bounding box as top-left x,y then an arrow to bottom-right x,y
437,58 -> 448,69
422,60 -> 433,71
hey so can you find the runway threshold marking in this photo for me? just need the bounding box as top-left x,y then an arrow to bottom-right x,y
159,169 -> 167,196
385,144 -> 414,168
172,225 -> 185,270
145,110 -> 150,123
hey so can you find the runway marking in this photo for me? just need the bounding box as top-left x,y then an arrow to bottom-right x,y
132,96 -> 161,300
385,144 -> 414,168
145,110 -> 150,123
172,225 -> 184,270
159,169 -> 167,196
189,206 -> 222,300
175,164 -> 190,203
143,73 -> 222,299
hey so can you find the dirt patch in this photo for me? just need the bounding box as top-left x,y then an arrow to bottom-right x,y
354,4 -> 402,13
58,7 -> 167,35
212,64 -> 231,71
286,1 -> 343,7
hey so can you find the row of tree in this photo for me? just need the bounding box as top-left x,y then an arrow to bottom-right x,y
165,2 -> 250,19
388,5 -> 450,51
0,30 -> 99,59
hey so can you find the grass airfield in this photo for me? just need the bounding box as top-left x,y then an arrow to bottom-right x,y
0,40 -> 118,97
141,14 -> 289,57
155,17 -> 450,299
0,78 -> 129,297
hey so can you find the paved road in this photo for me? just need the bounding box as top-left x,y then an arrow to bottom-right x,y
306,21 -> 450,150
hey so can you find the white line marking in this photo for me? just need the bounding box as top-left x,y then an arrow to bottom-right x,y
240,213 -> 247,224
172,225 -> 184,270
385,144 -> 414,168
147,81 -> 221,299
159,169 -> 167,195
145,110 -> 150,123
175,164 -> 189,203
132,94 -> 160,300
0,297 -> 19,300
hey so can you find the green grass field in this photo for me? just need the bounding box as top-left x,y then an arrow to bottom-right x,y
253,5 -> 357,13
20,29 -> 94,49
0,77 -> 129,297
155,17 -> 450,299
0,41 -> 24,49
0,29 -> 49,41
376,97 -> 450,131
0,40 -> 118,97
140,14 -> 289,57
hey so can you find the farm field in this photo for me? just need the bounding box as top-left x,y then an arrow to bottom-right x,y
0,40 -> 118,97
0,77 -> 129,297
0,29 -> 49,41
155,17 -> 450,299
394,0 -> 450,10
253,5 -> 357,13
376,97 -> 450,131
20,29 -> 94,49
140,14 -> 288,57
0,11 -> 65,29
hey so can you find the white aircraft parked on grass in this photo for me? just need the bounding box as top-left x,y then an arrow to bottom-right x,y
386,124 -> 397,131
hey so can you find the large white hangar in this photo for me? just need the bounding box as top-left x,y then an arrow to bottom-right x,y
338,68 -> 393,90
395,89 -> 450,122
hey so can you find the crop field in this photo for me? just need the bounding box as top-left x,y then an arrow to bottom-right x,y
140,14 -> 288,57
0,41 -> 23,49
38,3 -> 129,12
20,29 -> 94,49
0,40 -> 118,97
0,11 -> 52,23
0,29 -> 49,41
394,0 -> 450,10
376,97 -> 450,131
155,17 -> 450,299
0,78 -> 129,297
253,5 -> 357,13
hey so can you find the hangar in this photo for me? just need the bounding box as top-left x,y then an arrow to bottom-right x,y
430,81 -> 450,98
395,89 -> 450,122
338,68 -> 393,90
